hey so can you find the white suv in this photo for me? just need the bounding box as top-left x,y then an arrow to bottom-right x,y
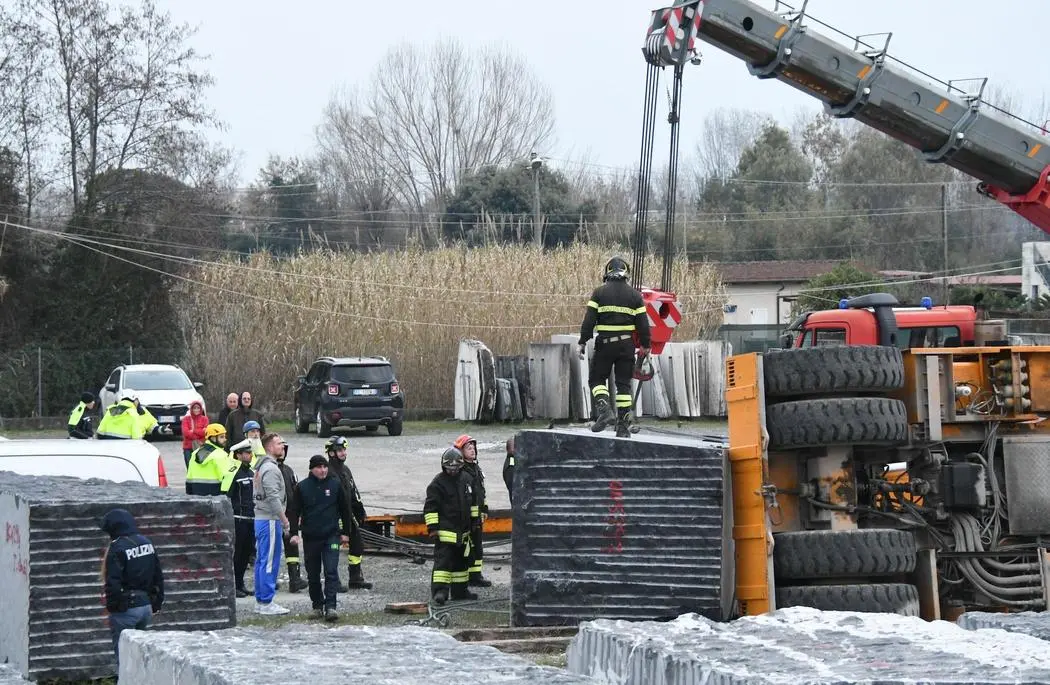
98,364 -> 206,436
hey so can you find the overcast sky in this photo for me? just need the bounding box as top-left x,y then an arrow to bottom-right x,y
155,0 -> 1048,187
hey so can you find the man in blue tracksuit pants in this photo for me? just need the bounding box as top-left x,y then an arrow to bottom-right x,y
253,432 -> 290,615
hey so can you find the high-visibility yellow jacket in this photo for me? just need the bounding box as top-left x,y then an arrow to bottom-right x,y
96,401 -> 142,439
186,441 -> 230,496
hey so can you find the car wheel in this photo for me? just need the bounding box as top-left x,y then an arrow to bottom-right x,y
316,410 -> 332,438
294,405 -> 309,434
387,418 -> 403,437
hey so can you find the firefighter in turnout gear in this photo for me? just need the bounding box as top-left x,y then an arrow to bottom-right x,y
221,439 -> 256,598
275,443 -> 306,594
454,434 -> 492,587
578,256 -> 651,438
324,436 -> 373,591
185,423 -> 230,496
423,447 -> 479,605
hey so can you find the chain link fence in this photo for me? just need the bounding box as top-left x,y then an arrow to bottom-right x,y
0,346 -> 187,420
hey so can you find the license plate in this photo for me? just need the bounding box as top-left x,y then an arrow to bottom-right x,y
159,416 -> 175,423
352,389 -> 378,396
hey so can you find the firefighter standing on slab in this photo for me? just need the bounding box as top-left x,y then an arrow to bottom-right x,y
424,446 -> 479,605
578,256 -> 651,438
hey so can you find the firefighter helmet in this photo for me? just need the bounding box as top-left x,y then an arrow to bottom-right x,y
633,351 -> 655,381
453,434 -> 477,461
325,435 -> 349,455
441,446 -> 464,472
204,423 -> 226,440
603,256 -> 629,281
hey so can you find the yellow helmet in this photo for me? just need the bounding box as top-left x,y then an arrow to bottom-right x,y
205,423 -> 227,440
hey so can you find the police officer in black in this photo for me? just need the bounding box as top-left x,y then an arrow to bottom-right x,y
100,508 -> 164,665
221,439 -> 256,597
578,256 -> 651,438
287,454 -> 354,622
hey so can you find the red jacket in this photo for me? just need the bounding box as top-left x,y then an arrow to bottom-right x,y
181,401 -> 208,450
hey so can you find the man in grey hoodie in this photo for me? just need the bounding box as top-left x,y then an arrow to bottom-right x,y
253,432 -> 291,615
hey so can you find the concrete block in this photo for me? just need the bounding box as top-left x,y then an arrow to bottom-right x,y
567,607 -> 1050,684
0,471 -> 235,682
511,428 -> 728,626
118,623 -> 599,684
958,611 -> 1050,641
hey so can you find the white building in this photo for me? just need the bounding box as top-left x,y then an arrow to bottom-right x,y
716,260 -> 845,326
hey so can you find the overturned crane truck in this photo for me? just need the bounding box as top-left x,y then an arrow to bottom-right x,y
726,344 -> 1050,618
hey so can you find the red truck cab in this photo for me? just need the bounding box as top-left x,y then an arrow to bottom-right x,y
785,293 -> 981,349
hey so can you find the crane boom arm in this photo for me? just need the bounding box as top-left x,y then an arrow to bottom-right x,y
654,0 -> 1050,232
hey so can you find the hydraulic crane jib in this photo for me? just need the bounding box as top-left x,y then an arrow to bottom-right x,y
645,0 -> 1050,235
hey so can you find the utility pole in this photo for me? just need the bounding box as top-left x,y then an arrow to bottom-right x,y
942,183 -> 949,305
531,151 -> 543,248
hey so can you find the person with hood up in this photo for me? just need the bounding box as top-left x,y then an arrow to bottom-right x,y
454,434 -> 492,588
225,391 -> 265,446
180,401 -> 208,468
221,439 -> 256,597
67,392 -> 97,439
99,508 -> 164,665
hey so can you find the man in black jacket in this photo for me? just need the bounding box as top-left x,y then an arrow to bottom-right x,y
503,436 -> 515,504
67,392 -> 96,439
221,439 -> 256,597
324,436 -> 372,591
423,446 -> 479,605
578,255 -> 651,438
288,454 -> 352,622
100,509 -> 164,665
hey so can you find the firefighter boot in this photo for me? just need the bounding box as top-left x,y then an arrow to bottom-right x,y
451,582 -> 479,601
432,585 -> 449,605
287,563 -> 306,594
615,408 -> 632,439
590,396 -> 615,432
346,563 -> 373,590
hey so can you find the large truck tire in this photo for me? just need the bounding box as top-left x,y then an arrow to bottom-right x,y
773,529 -> 918,580
763,346 -> 905,398
766,397 -> 908,449
776,583 -> 920,616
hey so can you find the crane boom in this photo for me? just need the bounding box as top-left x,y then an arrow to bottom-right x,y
649,0 -> 1050,232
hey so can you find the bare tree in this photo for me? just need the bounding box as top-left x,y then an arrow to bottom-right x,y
318,39 -> 556,242
692,107 -> 772,183
17,0 -> 219,215
0,9 -> 51,219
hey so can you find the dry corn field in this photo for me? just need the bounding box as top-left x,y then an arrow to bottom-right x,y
173,244 -> 727,412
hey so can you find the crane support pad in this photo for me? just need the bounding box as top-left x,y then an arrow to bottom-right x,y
692,0 -> 1050,197
567,609 -> 1050,682
510,428 -> 728,626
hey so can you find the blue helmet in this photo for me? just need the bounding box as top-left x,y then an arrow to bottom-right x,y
242,420 -> 261,433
